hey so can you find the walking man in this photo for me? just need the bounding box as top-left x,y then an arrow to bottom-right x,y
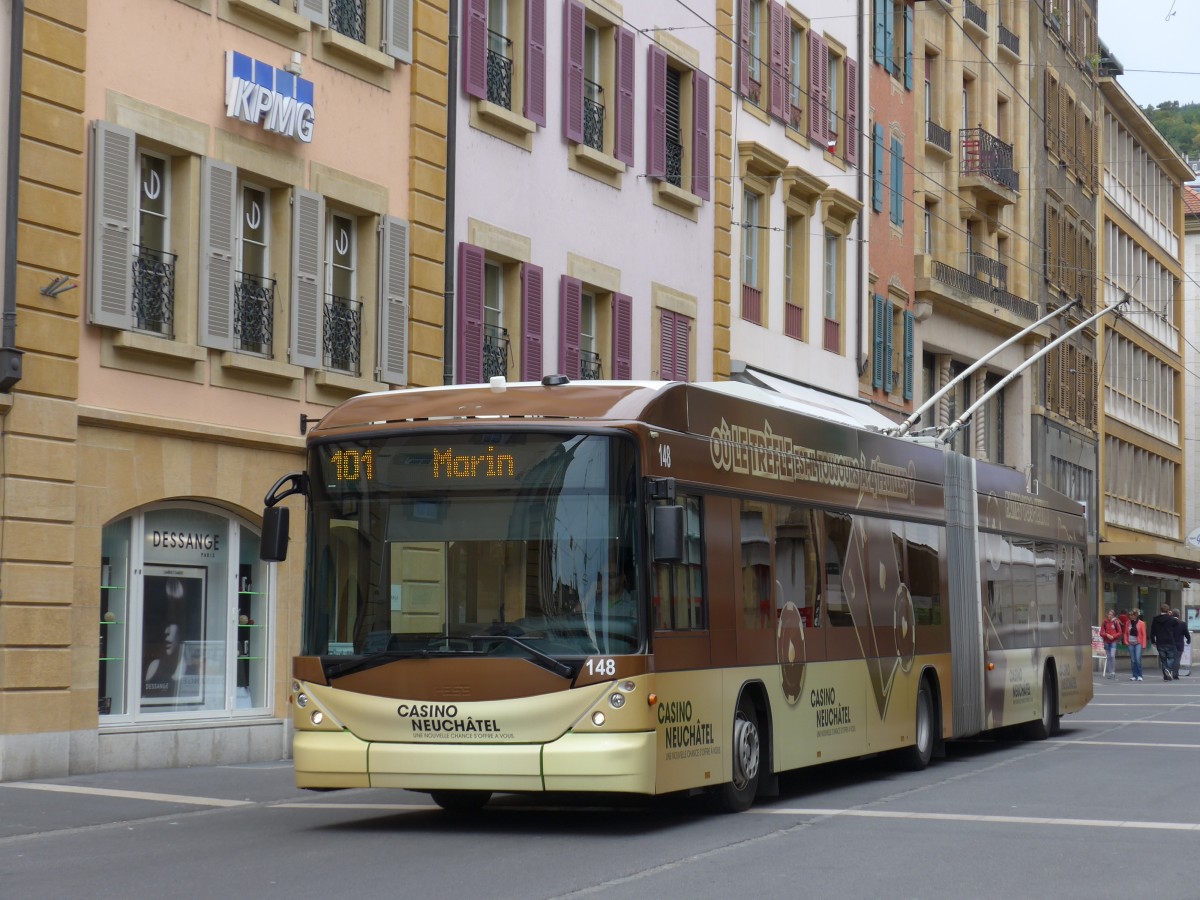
1150,603 -> 1179,681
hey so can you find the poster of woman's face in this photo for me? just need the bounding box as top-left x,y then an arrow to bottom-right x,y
142,569 -> 206,706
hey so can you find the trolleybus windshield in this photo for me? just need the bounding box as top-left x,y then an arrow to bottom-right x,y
304,432 -> 641,666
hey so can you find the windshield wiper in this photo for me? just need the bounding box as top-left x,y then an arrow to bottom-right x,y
323,649 -> 432,679
461,634 -> 576,678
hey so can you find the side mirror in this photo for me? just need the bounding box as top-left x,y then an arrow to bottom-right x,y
652,505 -> 684,562
260,506 -> 290,562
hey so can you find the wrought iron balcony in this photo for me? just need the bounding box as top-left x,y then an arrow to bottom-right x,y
665,138 -> 683,189
965,252 -> 1008,290
132,244 -> 176,337
926,119 -> 951,154
487,30 -> 513,110
579,349 -> 602,380
323,293 -> 362,375
484,323 -> 510,379
329,0 -> 366,44
234,272 -> 275,357
931,260 -> 1038,321
964,0 -> 987,34
998,22 -> 1019,56
583,78 -> 605,152
960,127 -> 1019,194
741,284 -> 762,325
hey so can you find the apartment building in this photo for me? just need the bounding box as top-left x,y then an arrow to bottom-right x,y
1096,61 -> 1200,621
1182,184 -> 1200,625
0,0 -> 435,781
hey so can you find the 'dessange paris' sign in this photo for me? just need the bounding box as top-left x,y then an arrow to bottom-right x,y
225,50 -> 315,143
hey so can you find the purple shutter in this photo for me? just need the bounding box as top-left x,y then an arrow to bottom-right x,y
675,314 -> 691,382
563,0 -> 585,142
845,58 -> 859,166
463,0 -> 487,99
521,263 -> 544,381
647,44 -> 667,179
457,242 -> 485,384
738,0 -> 751,97
612,292 -> 632,379
819,39 -> 830,146
693,70 -> 710,200
659,310 -> 676,380
525,0 -> 547,125
808,31 -> 823,143
558,276 -> 581,378
768,1 -> 787,120
615,27 -> 635,165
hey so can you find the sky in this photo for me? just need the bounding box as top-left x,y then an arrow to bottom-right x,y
1097,0 -> 1200,107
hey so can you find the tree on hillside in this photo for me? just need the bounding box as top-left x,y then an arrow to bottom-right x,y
1143,102 -> 1200,159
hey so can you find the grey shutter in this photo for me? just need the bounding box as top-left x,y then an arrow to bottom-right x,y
297,0 -> 328,28
378,216 -> 409,385
382,0 -> 413,63
198,158 -> 237,351
89,121 -> 136,330
290,188 -> 324,369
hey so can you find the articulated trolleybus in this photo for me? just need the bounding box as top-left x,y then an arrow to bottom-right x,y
261,378 -> 1092,812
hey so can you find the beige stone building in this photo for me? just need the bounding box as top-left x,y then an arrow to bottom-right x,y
0,0 -> 447,780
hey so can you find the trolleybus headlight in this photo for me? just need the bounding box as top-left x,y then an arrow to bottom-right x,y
591,711 -> 607,727
296,692 -> 310,709
618,680 -> 637,693
609,693 -> 626,709
311,710 -> 324,726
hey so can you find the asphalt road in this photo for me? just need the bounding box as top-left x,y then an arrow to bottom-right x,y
2,671 -> 1197,900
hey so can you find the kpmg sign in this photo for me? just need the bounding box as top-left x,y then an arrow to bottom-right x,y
225,51 -> 315,143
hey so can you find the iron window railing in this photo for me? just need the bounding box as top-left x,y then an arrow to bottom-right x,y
998,22 -> 1019,55
584,78 -> 605,152
741,284 -> 762,325
484,323 -> 510,379
487,30 -> 513,110
965,252 -> 1008,290
931,260 -> 1038,321
926,119 -> 951,153
579,349 -> 602,380
665,139 -> 683,189
323,293 -> 362,375
234,272 -> 275,357
960,127 -> 1019,192
132,245 -> 176,337
329,0 -> 367,44
964,0 -> 987,32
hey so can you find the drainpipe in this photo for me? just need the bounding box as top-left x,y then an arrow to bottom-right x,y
442,0 -> 459,385
855,0 -> 867,379
1,0 -> 25,392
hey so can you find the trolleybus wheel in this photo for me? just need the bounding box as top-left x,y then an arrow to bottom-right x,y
430,790 -> 492,811
708,694 -> 761,813
1023,670 -> 1059,740
896,677 -> 934,771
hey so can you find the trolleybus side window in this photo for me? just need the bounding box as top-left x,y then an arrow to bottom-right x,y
822,511 -> 854,626
739,500 -> 773,629
776,504 -> 821,628
905,521 -> 943,626
653,494 -> 705,631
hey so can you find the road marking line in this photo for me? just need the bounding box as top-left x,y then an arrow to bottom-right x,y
1,783 -> 252,807
278,802 -> 435,810
1079,720 -> 1200,726
1053,739 -> 1200,749
750,807 -> 1200,831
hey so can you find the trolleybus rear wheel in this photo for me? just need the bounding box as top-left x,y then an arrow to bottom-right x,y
708,693 -> 761,813
1023,669 -> 1059,740
430,790 -> 492,811
896,677 -> 934,771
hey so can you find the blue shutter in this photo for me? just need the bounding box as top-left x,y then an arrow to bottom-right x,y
884,301 -> 895,392
884,0 -> 895,74
902,310 -> 915,400
872,294 -> 885,388
874,0 -> 886,66
904,4 -> 914,90
872,123 -> 884,212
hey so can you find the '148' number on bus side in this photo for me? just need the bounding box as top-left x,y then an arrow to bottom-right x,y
658,444 -> 671,468
587,658 -> 616,676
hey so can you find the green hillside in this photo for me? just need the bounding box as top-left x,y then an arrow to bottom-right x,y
1142,101 -> 1200,158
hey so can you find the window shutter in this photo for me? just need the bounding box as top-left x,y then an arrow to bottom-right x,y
89,121 -> 136,330
808,32 -> 823,143
522,262 -> 544,381
198,158 -> 237,351
891,137 -> 904,225
378,216 -> 409,385
457,243 -> 485,383
884,302 -> 895,392
693,70 -> 711,200
558,275 -> 581,378
902,310 -> 914,400
563,0 -> 585,143
296,0 -> 328,27
615,27 -> 635,166
873,0 -> 886,66
674,314 -> 691,381
613,292 -> 632,380
903,4 -> 914,90
525,0 -> 547,126
382,0 -> 412,63
659,310 -> 676,380
289,188 -> 324,369
647,45 -> 667,179
1044,72 -> 1058,155
872,122 -> 884,212
768,1 -> 787,120
872,294 -> 885,388
884,0 -> 895,74
462,0 -> 488,100
1046,205 -> 1058,283
738,0 -> 752,98
845,58 -> 859,166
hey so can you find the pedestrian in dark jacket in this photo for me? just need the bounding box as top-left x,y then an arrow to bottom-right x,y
1150,604 -> 1179,680
1171,609 -> 1190,678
